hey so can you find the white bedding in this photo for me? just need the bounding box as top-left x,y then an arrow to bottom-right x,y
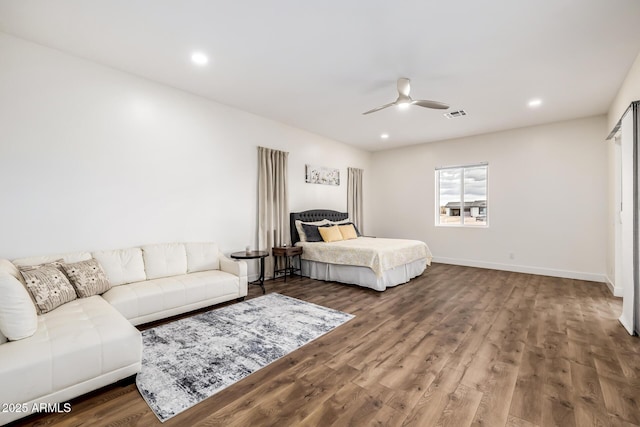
296,237 -> 433,277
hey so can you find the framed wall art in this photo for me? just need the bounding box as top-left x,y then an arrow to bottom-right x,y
305,164 -> 340,186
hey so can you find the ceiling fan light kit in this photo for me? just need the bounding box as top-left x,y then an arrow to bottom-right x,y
363,78 -> 449,115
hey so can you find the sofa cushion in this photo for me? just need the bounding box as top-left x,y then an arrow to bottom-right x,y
0,296 -> 141,406
12,252 -> 92,267
19,265 -> 77,314
0,274 -> 37,340
0,259 -> 22,282
142,243 -> 188,280
185,242 -> 220,273
102,270 -> 240,324
92,248 -> 146,287
61,259 -> 111,298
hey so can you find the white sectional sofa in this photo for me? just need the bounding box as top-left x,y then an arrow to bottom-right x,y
0,242 -> 247,425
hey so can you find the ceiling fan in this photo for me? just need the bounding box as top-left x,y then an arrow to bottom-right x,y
362,78 -> 449,115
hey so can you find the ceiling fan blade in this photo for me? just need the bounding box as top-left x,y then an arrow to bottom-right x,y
397,78 -> 411,97
413,99 -> 450,110
364,78 -> 449,114
362,101 -> 396,115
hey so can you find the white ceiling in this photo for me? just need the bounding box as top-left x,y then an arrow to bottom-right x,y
1,1 -> 640,151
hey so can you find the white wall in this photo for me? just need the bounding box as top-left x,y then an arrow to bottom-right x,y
0,33 -> 371,271
608,51 -> 640,132
369,116 -> 608,282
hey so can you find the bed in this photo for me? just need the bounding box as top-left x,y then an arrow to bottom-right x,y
290,209 -> 433,291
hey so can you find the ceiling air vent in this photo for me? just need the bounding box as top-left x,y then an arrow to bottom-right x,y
444,109 -> 467,119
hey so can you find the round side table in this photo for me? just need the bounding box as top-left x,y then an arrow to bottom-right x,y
230,250 -> 269,294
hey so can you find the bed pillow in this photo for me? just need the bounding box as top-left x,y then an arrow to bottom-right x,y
319,225 -> 343,243
338,224 -> 358,240
61,259 -> 111,298
19,264 -> 77,314
295,219 -> 330,242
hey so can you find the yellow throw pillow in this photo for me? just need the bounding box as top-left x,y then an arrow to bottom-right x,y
338,224 -> 358,240
318,225 -> 343,242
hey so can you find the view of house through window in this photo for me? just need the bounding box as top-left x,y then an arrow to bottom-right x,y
436,163 -> 488,226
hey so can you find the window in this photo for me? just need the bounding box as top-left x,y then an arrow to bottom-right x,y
436,163 -> 488,226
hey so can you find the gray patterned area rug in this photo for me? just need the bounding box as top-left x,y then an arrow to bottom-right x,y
136,293 -> 354,422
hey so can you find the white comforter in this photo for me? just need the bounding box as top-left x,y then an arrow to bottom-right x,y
296,237 -> 433,277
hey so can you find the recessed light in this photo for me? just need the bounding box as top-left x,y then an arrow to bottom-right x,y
380,133 -> 389,139
191,52 -> 209,65
528,98 -> 542,108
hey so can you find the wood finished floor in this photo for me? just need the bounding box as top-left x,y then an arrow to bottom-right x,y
12,263 -> 640,427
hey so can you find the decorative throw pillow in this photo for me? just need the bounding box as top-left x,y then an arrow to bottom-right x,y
331,221 -> 361,236
338,224 -> 358,240
19,264 -> 77,314
295,219 -> 330,242
300,223 -> 331,242
18,259 -> 64,271
319,225 -> 344,243
61,259 -> 111,298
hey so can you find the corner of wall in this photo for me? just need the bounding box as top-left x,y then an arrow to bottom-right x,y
605,275 -> 624,297
608,51 -> 640,132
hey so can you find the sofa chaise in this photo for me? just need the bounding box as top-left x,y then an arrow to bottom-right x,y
0,242 -> 247,425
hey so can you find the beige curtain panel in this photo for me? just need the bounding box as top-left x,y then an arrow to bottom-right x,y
258,146 -> 289,278
347,167 -> 364,232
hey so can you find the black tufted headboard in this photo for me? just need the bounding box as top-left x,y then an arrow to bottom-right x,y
290,209 -> 349,244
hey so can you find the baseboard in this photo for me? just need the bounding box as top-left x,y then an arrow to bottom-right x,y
432,257 -> 606,283
619,314 -> 634,335
605,275 -> 624,297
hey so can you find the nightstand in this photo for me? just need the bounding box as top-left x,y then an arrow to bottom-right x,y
272,246 -> 303,281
